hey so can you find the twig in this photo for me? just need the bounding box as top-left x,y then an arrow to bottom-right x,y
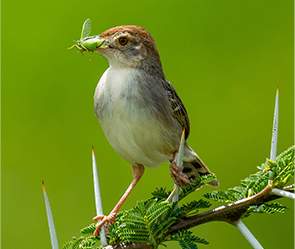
167,185 -> 293,234
99,185 -> 293,249
101,185 -> 293,249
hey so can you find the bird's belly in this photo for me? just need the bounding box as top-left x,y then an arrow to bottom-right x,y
94,67 -> 181,168
97,102 -> 175,169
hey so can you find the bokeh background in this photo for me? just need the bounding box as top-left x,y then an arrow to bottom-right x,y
2,1 -> 294,248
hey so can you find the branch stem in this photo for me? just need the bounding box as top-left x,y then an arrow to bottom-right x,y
167,185 -> 293,234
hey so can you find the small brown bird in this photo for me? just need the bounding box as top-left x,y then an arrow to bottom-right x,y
92,26 -> 218,234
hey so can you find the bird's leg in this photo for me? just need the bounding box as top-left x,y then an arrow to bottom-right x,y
93,164 -> 144,236
170,151 -> 195,186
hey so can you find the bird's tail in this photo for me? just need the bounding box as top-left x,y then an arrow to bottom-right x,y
183,157 -> 219,187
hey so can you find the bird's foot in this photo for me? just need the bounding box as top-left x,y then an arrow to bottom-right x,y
170,162 -> 195,186
93,212 -> 117,236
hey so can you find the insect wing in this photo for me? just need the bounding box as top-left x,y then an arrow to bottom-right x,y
80,18 -> 91,40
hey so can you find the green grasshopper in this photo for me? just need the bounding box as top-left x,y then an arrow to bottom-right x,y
68,19 -> 105,51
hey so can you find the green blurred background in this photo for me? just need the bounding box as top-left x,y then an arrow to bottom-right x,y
2,0 -> 294,248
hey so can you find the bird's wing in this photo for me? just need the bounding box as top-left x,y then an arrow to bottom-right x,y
161,80 -> 190,140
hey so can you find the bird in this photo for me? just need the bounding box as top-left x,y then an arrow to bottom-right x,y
91,25 -> 219,235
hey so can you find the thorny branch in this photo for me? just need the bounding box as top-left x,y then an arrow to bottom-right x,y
167,185 -> 293,234
102,185 -> 293,249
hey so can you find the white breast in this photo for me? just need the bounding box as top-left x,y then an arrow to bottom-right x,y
94,67 -> 176,168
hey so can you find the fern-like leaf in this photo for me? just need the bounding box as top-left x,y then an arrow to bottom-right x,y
80,236 -> 98,248
179,174 -> 217,200
249,203 -> 288,215
151,188 -> 170,201
62,241 -> 73,249
203,190 -> 234,202
179,199 -> 212,217
146,201 -> 170,225
170,230 -> 209,249
179,240 -> 199,249
81,223 -> 96,235
71,237 -> 85,249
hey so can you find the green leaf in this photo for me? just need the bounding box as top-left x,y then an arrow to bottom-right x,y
80,236 -> 98,248
179,240 -> 199,249
249,203 -> 289,215
72,237 -> 85,249
203,190 -> 234,202
180,174 -> 217,200
170,230 -> 209,249
179,199 -> 212,217
81,223 -> 96,235
62,241 -> 73,249
151,187 -> 170,201
146,202 -> 170,225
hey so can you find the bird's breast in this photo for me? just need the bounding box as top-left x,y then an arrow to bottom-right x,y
94,68 -> 149,118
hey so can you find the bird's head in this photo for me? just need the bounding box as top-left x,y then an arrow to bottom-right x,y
94,26 -> 163,71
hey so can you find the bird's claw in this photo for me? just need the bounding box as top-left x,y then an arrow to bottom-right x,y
170,162 -> 195,186
93,212 -> 117,236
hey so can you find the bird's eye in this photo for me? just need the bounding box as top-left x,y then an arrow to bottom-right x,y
118,37 -> 128,46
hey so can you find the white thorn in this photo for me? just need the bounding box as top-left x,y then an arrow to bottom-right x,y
92,147 -> 108,246
236,220 -> 264,249
270,87 -> 279,161
166,186 -> 179,203
172,184 -> 180,203
176,129 -> 185,169
172,129 -> 186,205
42,182 -> 59,249
271,188 -> 295,199
269,87 -> 279,185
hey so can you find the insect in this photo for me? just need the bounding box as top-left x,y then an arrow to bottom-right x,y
68,19 -> 105,51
